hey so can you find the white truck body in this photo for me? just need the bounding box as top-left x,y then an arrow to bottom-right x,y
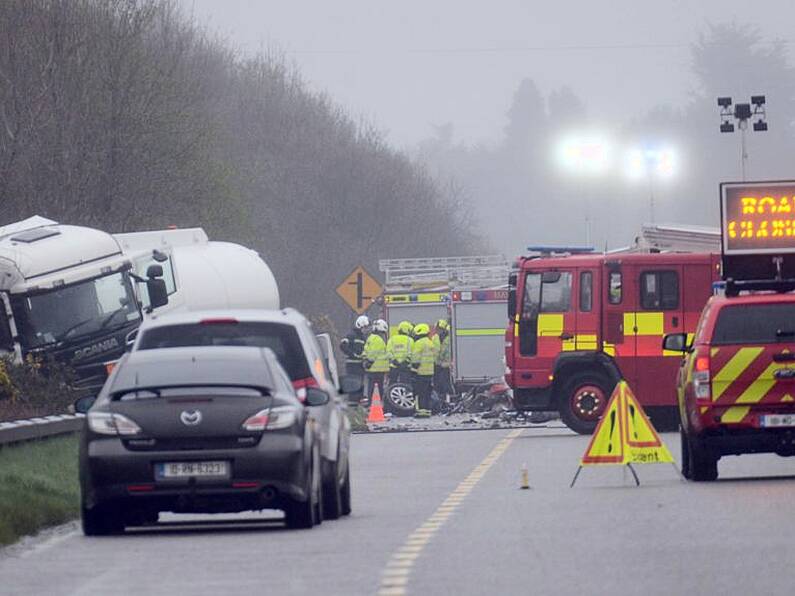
114,228 -> 280,315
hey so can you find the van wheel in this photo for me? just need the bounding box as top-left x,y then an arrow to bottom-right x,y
687,435 -> 718,482
340,461 -> 352,516
560,373 -> 613,435
680,427 -> 692,480
322,457 -> 342,520
286,445 -> 321,529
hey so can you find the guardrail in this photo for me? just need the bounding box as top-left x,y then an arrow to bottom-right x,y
0,414 -> 84,447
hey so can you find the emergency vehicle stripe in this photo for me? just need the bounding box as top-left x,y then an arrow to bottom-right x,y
634,312 -> 664,335
537,314 -> 563,335
711,347 -> 764,402
733,363 -> 778,405
721,406 -> 751,424
456,328 -> 505,336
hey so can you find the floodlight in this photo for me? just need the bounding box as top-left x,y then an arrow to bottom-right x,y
720,122 -> 735,133
751,95 -> 766,106
717,97 -> 732,108
555,134 -> 612,175
753,120 -> 768,132
734,103 -> 752,120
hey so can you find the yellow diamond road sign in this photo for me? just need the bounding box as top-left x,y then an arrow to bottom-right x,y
336,265 -> 382,314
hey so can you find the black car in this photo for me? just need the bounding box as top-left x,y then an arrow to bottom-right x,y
77,346 -> 330,534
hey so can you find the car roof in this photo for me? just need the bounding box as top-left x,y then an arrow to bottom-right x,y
709,292 -> 795,308
140,308 -> 307,330
112,346 -> 276,393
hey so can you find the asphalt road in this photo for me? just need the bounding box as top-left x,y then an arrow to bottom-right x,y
2,424 -> 795,595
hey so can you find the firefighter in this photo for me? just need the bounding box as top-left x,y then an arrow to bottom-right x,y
432,318 -> 454,402
340,315 -> 369,378
362,318 -> 389,403
386,320 -> 415,384
411,323 -> 436,417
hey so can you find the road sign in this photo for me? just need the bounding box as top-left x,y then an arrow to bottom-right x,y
336,265 -> 382,314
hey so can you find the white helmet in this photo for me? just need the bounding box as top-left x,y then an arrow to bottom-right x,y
373,319 -> 388,333
355,315 -> 370,330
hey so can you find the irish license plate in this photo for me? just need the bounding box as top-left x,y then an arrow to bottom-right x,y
759,414 -> 795,428
155,461 -> 229,480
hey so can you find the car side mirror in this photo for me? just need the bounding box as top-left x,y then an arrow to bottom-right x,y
339,375 -> 363,395
125,328 -> 138,352
74,396 -> 96,414
305,387 -> 330,407
662,333 -> 689,353
146,264 -> 164,279
146,278 -> 168,310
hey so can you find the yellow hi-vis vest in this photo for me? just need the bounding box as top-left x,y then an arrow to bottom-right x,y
363,333 -> 389,373
412,336 -> 436,376
387,334 -> 413,366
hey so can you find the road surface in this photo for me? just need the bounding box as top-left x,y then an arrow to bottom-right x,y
2,425 -> 795,595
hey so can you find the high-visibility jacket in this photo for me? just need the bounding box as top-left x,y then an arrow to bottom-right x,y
362,333 -> 389,373
434,333 -> 451,368
387,334 -> 413,367
412,336 -> 436,376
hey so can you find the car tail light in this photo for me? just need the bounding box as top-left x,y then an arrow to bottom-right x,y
200,318 -> 239,325
242,409 -> 269,431
88,412 -> 142,436
292,376 -> 318,402
241,406 -> 296,431
693,351 -> 711,403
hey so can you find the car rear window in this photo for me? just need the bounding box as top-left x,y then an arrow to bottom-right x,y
138,322 -> 311,380
711,303 -> 795,345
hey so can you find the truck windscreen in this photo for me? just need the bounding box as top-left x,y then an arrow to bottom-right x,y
11,273 -> 140,348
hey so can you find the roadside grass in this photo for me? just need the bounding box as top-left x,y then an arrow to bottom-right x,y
347,405 -> 369,432
0,436 -> 79,547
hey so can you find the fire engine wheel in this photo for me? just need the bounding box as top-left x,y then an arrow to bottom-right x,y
385,383 -> 416,417
560,373 -> 612,435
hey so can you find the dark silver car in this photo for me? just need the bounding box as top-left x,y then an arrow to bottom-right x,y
130,309 -> 358,520
77,346 -> 331,534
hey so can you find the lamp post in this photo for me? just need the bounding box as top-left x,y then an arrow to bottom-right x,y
556,135 -> 612,246
625,147 -> 676,224
718,96 -> 767,181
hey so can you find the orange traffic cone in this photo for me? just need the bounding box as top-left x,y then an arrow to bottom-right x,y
367,383 -> 386,423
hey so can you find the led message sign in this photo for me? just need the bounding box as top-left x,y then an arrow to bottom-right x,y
721,181 -> 795,255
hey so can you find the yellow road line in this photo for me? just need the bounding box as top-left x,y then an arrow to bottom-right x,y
377,429 -> 523,596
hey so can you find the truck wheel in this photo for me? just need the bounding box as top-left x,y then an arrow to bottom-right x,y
559,373 -> 613,435
687,435 -> 718,482
385,383 -> 416,417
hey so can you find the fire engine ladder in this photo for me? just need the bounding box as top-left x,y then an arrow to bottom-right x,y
633,224 -> 721,253
379,255 -> 509,290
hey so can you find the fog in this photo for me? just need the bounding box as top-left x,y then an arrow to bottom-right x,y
184,0 -> 795,256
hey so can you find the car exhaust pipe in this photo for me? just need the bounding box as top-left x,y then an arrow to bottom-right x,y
260,486 -> 277,503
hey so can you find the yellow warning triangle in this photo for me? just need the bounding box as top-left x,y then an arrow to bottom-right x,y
622,383 -> 674,464
782,394 -> 794,403
580,383 -> 626,465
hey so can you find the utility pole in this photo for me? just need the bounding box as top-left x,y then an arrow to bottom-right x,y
718,96 -> 768,181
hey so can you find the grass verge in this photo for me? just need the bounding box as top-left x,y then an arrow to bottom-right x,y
347,406 -> 369,432
0,435 -> 80,547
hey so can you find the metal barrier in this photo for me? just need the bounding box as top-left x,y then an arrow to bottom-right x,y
0,414 -> 84,447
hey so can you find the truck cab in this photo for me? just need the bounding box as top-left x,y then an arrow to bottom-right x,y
505,249 -> 720,433
0,217 -> 166,395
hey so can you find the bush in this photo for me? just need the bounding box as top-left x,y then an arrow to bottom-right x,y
0,357 -> 78,421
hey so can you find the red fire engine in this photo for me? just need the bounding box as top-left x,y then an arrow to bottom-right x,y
504,248 -> 720,433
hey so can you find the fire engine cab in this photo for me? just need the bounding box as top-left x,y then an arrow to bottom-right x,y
505,246 -> 720,434
665,180 -> 795,481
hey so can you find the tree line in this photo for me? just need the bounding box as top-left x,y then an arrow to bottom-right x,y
0,0 -> 484,327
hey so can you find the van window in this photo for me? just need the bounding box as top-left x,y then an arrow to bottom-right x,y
712,303 -> 795,345
138,322 -> 311,380
608,272 -> 622,305
640,271 -> 679,310
579,272 -> 593,312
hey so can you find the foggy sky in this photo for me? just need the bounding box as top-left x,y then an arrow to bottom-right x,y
182,0 -> 794,148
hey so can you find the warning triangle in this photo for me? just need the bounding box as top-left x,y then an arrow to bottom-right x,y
622,384 -> 674,464
580,384 -> 626,465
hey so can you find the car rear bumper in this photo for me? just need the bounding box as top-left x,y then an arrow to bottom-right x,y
81,433 -> 308,513
697,427 -> 795,457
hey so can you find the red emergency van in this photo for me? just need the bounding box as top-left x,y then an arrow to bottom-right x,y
505,250 -> 720,433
